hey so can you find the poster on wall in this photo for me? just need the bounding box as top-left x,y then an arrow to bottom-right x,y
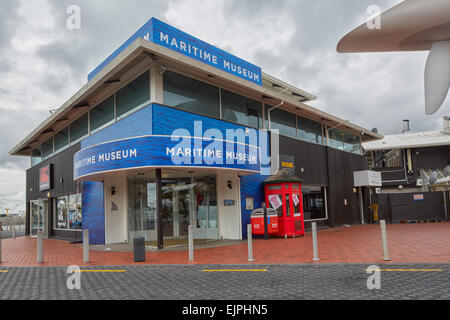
39,164 -> 52,191
269,195 -> 282,210
292,194 -> 300,206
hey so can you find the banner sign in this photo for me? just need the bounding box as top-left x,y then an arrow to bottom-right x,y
39,164 -> 52,191
268,195 -> 282,210
74,135 -> 261,180
88,18 -> 262,86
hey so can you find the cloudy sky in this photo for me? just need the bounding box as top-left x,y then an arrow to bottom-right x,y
0,0 -> 448,211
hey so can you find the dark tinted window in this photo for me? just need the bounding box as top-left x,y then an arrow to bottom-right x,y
90,95 -> 115,131
221,90 -> 262,128
116,71 -> 150,117
163,71 -> 220,118
54,127 -> 69,153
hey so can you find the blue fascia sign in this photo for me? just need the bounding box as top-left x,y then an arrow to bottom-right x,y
74,135 -> 261,180
88,18 -> 262,86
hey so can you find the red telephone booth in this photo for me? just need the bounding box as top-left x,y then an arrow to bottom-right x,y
263,170 -> 305,238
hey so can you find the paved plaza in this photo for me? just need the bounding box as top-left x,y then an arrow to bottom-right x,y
0,263 -> 448,300
0,223 -> 449,267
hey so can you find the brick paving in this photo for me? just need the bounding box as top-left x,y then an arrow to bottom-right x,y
0,222 -> 449,267
0,264 -> 448,300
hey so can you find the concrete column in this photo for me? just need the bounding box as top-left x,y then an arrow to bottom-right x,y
150,65 -> 164,104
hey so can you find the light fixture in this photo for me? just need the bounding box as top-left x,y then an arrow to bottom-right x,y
111,186 -> 116,195
227,180 -> 233,190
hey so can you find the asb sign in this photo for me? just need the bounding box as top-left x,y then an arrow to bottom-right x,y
88,18 -> 262,86
39,164 -> 52,191
74,135 -> 261,180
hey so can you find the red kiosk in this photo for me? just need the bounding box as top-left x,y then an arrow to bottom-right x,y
263,169 -> 305,238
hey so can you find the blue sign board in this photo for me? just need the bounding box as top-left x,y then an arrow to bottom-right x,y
88,18 -> 262,86
74,135 -> 261,180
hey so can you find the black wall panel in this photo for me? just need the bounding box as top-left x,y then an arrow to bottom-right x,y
278,135 -> 369,227
278,135 -> 328,186
326,147 -> 368,226
390,192 -> 445,221
26,143 -> 81,202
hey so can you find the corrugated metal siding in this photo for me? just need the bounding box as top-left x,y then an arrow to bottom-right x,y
390,192 -> 445,221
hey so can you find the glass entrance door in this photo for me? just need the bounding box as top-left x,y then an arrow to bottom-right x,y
128,178 -> 157,242
128,170 -> 219,246
30,200 -> 47,237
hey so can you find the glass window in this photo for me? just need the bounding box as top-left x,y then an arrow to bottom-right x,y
116,71 -> 150,117
343,132 -> 361,154
302,186 -> 327,220
70,113 -> 88,143
293,193 -> 301,214
54,193 -> 82,230
329,128 -> 345,150
90,95 -> 115,132
31,147 -> 42,166
285,194 -> 291,217
221,90 -> 262,128
41,138 -> 53,160
298,116 -> 322,144
267,107 -> 296,138
329,128 -> 361,154
54,127 -> 69,153
163,71 -> 220,118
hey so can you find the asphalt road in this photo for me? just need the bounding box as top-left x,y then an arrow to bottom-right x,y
0,263 -> 448,300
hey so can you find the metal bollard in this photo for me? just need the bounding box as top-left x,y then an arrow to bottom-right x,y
83,230 -> 89,263
247,224 -> 254,262
188,225 -> 194,262
380,220 -> 391,261
37,231 -> 43,264
311,222 -> 320,262
12,225 -> 16,239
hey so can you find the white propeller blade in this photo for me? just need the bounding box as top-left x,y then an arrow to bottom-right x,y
425,40 -> 450,115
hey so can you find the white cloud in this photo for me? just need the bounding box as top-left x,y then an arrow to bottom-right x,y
163,0 -> 296,62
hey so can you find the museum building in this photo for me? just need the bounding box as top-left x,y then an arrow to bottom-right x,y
9,18 -> 382,246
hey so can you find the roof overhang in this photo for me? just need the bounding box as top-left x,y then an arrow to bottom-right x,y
10,38 -> 382,156
363,131 -> 450,151
337,0 -> 450,53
